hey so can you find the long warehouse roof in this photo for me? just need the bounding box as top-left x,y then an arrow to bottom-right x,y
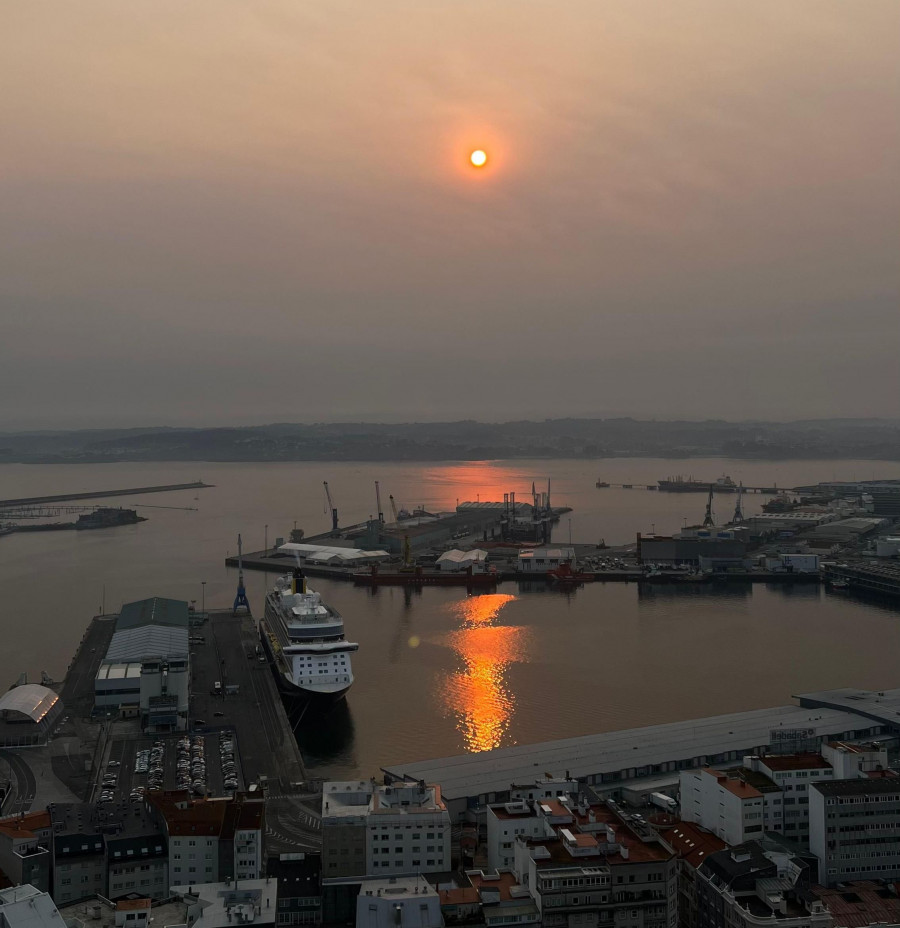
385,702 -> 882,800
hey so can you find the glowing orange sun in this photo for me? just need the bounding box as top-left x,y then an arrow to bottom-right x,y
470,149 -> 488,167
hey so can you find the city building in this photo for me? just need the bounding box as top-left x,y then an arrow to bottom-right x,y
695,842 -> 832,927
486,801 -> 551,872
516,548 -> 575,573
49,805 -> 107,906
0,812 -> 52,893
171,879 -> 277,928
813,881 -> 900,927
637,532 -> 747,569
266,853 -> 321,928
808,779 -> 900,887
0,685 -> 64,748
439,869 -> 540,927
57,895 -> 190,928
356,875 -> 442,928
665,822 -> 727,928
104,802 -> 168,901
147,792 -> 265,888
682,752 -> 839,847
321,779 -> 451,880
511,793 -> 678,928
0,884 -> 68,928
94,598 -> 190,732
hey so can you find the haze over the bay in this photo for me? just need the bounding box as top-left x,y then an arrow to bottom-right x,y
1,1 -> 898,429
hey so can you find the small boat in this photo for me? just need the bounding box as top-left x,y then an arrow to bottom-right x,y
546,562 -> 593,585
595,480 -> 610,488
828,579 -> 850,591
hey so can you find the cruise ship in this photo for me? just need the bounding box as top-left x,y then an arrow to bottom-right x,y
259,569 -> 357,703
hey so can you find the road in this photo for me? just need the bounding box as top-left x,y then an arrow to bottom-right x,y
0,750 -> 36,814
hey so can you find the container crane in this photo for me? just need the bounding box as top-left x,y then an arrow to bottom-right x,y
375,481 -> 384,523
323,481 -> 338,531
389,495 -> 399,523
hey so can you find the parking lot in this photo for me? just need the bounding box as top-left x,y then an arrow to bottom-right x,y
101,729 -> 243,804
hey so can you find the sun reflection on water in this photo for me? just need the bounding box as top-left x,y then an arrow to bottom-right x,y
439,593 -> 530,753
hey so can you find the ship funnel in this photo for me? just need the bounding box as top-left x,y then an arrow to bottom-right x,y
291,567 -> 307,595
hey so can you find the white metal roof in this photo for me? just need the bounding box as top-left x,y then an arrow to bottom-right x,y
104,626 -> 188,663
278,543 -> 389,562
0,684 -> 59,723
0,885 -> 66,928
385,702 -> 877,800
437,549 -> 488,565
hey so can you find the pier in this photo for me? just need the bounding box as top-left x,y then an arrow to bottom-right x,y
0,480 -> 212,509
597,482 -> 781,493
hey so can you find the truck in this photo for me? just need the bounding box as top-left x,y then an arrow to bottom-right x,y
649,792 -> 677,814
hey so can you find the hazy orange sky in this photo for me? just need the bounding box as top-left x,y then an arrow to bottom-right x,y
1,1 -> 897,427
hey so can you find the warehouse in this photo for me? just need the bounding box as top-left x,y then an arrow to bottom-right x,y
93,597 -> 190,731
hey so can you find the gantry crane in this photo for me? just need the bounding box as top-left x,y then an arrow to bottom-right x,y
375,481 -> 384,523
389,494 -> 399,523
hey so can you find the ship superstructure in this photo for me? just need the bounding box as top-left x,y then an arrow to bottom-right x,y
260,568 -> 357,701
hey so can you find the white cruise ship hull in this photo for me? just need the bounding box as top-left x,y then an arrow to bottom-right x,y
260,595 -> 358,704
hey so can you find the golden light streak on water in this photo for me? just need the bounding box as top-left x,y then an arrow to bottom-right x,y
439,593 -> 530,753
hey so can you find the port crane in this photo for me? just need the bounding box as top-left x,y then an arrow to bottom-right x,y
232,533 -> 250,615
732,485 -> 745,523
389,494 -> 399,523
702,486 -> 715,527
375,481 -> 384,523
323,481 -> 339,531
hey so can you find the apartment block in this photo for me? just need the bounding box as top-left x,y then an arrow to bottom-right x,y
148,791 -> 264,888
321,779 -> 451,880
695,842 -> 832,927
809,778 -> 900,887
511,795 -> 677,928
0,812 -> 52,893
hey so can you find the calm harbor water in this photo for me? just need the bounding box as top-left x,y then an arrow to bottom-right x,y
1,457 -> 899,778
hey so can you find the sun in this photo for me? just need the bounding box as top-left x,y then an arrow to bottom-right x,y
470,149 -> 488,168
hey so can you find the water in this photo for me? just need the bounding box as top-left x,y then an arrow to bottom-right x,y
1,457 -> 898,778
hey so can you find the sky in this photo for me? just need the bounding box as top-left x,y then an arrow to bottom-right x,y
0,0 -> 898,428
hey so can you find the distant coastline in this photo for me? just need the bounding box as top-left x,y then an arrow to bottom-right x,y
1,418 -> 898,464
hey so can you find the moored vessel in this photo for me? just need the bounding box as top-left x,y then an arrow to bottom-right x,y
658,475 -> 737,493
260,568 -> 357,702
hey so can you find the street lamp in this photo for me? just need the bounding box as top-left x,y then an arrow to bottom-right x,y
201,581 -> 206,615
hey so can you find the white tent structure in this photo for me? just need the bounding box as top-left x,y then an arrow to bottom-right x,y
436,549 -> 489,572
278,543 -> 390,565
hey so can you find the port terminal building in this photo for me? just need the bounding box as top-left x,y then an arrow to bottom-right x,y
0,684 -> 63,748
93,598 -> 190,732
385,689 -> 900,818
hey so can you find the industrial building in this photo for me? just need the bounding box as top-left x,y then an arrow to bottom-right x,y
637,532 -> 747,569
93,598 -> 190,732
0,684 -> 63,748
386,690 -> 899,817
517,547 -> 575,573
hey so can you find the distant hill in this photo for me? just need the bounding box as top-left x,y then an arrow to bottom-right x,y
0,418 -> 899,463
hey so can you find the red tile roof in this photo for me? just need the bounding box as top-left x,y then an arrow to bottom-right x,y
814,882 -> 900,927
0,811 -> 51,838
666,823 -> 727,870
